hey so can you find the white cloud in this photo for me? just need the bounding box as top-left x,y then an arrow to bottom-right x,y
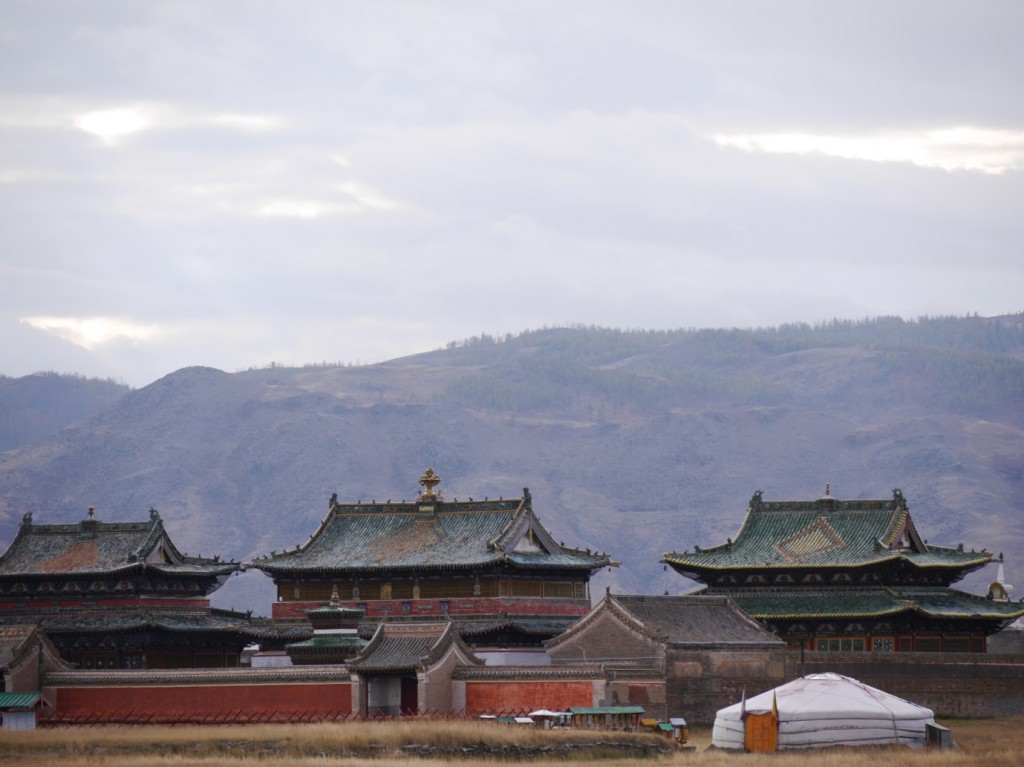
256,199 -> 330,219
21,316 -> 161,349
209,114 -> 282,132
70,101 -> 284,144
711,127 -> 1024,175
74,107 -> 152,143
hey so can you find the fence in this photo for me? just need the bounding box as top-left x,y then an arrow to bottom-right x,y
40,707 -> 544,727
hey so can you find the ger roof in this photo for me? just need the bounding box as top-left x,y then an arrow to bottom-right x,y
250,477 -> 610,575
0,508 -> 239,580
663,488 -> 992,577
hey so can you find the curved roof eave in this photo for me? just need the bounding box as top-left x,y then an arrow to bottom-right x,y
663,551 -> 990,572
747,607 -> 909,620
252,557 -> 508,576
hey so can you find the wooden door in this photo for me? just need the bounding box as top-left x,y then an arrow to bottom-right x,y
400,676 -> 418,715
744,713 -> 778,752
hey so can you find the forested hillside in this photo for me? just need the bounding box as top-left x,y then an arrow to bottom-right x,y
0,372 -> 131,451
1,314 -> 1021,614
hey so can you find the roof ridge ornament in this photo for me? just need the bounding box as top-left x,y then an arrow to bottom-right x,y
419,468 -> 441,498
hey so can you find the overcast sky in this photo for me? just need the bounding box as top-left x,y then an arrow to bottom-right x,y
2,1 -> 1022,386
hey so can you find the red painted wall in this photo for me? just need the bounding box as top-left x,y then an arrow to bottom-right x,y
465,681 -> 592,714
55,682 -> 352,719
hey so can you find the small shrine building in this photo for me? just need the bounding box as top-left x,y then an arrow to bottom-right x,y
663,487 -> 1024,653
250,469 -> 613,650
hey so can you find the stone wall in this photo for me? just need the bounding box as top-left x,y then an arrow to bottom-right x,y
605,677 -> 666,719
666,646 -> 788,725
789,651 -> 1024,718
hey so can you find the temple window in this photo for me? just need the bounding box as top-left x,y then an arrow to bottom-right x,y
510,580 -> 543,598
816,638 -> 865,652
543,582 -> 574,598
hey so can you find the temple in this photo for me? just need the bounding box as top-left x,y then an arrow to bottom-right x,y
662,487 -> 1024,652
250,469 -> 613,651
0,507 -> 301,669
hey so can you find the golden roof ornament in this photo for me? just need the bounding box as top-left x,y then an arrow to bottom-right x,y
419,467 -> 441,498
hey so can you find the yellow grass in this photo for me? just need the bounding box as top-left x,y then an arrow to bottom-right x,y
1,718 -> 1022,767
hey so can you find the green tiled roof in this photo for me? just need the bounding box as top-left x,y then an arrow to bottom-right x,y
348,623 -> 483,674
725,588 -> 909,619
0,692 -> 40,710
1,607 -> 309,641
454,617 -> 577,637
251,493 -> 609,575
285,635 -> 367,653
720,586 -> 1024,622
896,587 -> 1024,620
664,491 -> 991,575
0,510 -> 239,580
570,706 -> 644,715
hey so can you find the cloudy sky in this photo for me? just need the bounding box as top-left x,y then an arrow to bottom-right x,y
2,1 -> 1022,386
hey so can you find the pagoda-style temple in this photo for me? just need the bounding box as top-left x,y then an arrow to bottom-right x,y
663,487 -> 1024,653
0,507 -> 303,669
284,587 -> 367,665
250,469 -> 613,648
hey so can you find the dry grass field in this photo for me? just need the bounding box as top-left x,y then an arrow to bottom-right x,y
0,718 -> 1021,766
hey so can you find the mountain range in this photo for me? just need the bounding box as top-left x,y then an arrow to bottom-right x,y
1,314 -> 1022,615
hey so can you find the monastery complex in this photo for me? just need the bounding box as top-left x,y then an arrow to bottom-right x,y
2,469 -> 1023,726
